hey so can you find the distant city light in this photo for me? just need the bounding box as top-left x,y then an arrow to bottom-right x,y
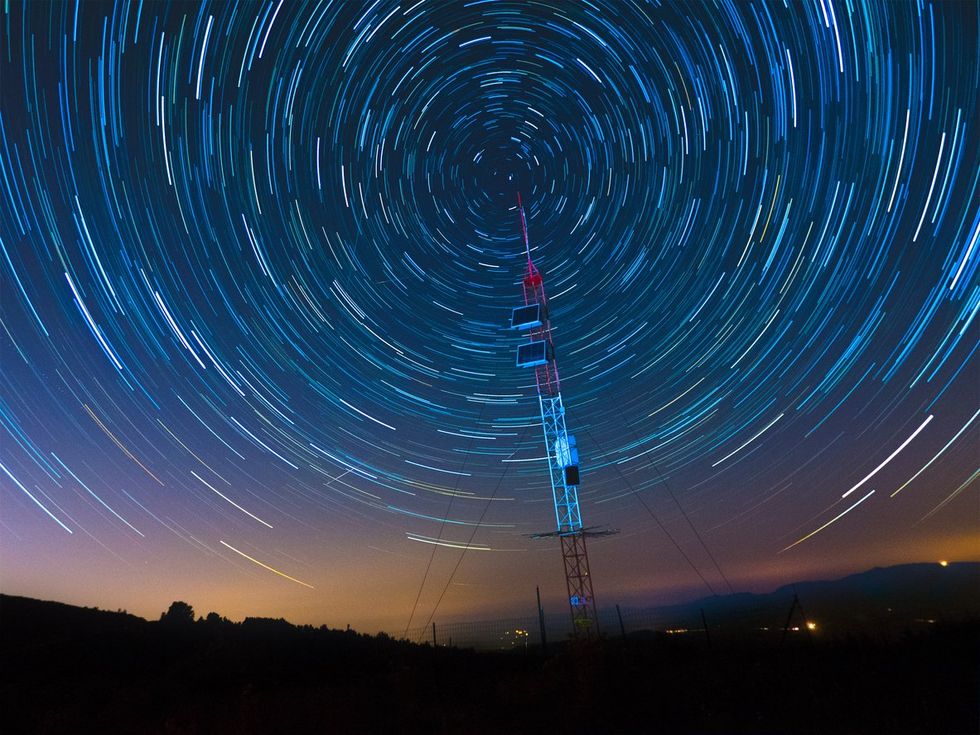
806,621 -> 818,631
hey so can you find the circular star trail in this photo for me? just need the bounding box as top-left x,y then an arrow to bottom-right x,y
1,1 -> 977,629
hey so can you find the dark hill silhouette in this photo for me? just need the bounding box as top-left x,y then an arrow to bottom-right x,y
627,561 -> 980,635
1,563 -> 977,734
0,595 -> 149,634
740,561 -> 977,614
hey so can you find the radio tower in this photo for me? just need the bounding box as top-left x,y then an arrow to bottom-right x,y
509,194 -> 601,639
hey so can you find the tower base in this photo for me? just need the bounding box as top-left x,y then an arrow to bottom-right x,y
561,530 -> 598,639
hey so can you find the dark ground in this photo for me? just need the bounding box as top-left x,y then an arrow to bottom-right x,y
1,594 -> 977,734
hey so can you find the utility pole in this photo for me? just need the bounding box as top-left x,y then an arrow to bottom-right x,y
700,608 -> 712,648
536,585 -> 548,655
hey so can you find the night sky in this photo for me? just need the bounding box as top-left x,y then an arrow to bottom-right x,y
1,0 -> 977,634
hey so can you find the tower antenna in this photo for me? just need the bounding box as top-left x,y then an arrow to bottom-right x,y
508,195 -> 609,639
517,193 -> 531,267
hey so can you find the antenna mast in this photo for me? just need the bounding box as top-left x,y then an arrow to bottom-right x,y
508,196 -> 600,639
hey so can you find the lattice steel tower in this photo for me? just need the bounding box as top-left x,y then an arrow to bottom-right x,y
509,194 -> 599,638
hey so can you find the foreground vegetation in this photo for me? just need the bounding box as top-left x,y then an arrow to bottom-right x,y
1,595 -> 976,733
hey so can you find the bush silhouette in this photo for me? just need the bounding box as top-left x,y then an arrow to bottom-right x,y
160,600 -> 194,625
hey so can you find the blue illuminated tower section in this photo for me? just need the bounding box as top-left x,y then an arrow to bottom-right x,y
510,194 -> 598,638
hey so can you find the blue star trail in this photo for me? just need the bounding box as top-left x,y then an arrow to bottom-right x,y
0,0 -> 976,629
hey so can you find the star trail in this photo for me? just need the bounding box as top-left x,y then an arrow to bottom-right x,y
1,0 -> 977,632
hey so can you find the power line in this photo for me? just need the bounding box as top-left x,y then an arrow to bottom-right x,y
576,399 -> 735,594
403,400 -> 487,638
616,415 -> 736,595
577,422 -> 720,597
417,424 -> 533,637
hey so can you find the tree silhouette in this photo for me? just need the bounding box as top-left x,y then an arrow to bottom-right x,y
160,601 -> 194,625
